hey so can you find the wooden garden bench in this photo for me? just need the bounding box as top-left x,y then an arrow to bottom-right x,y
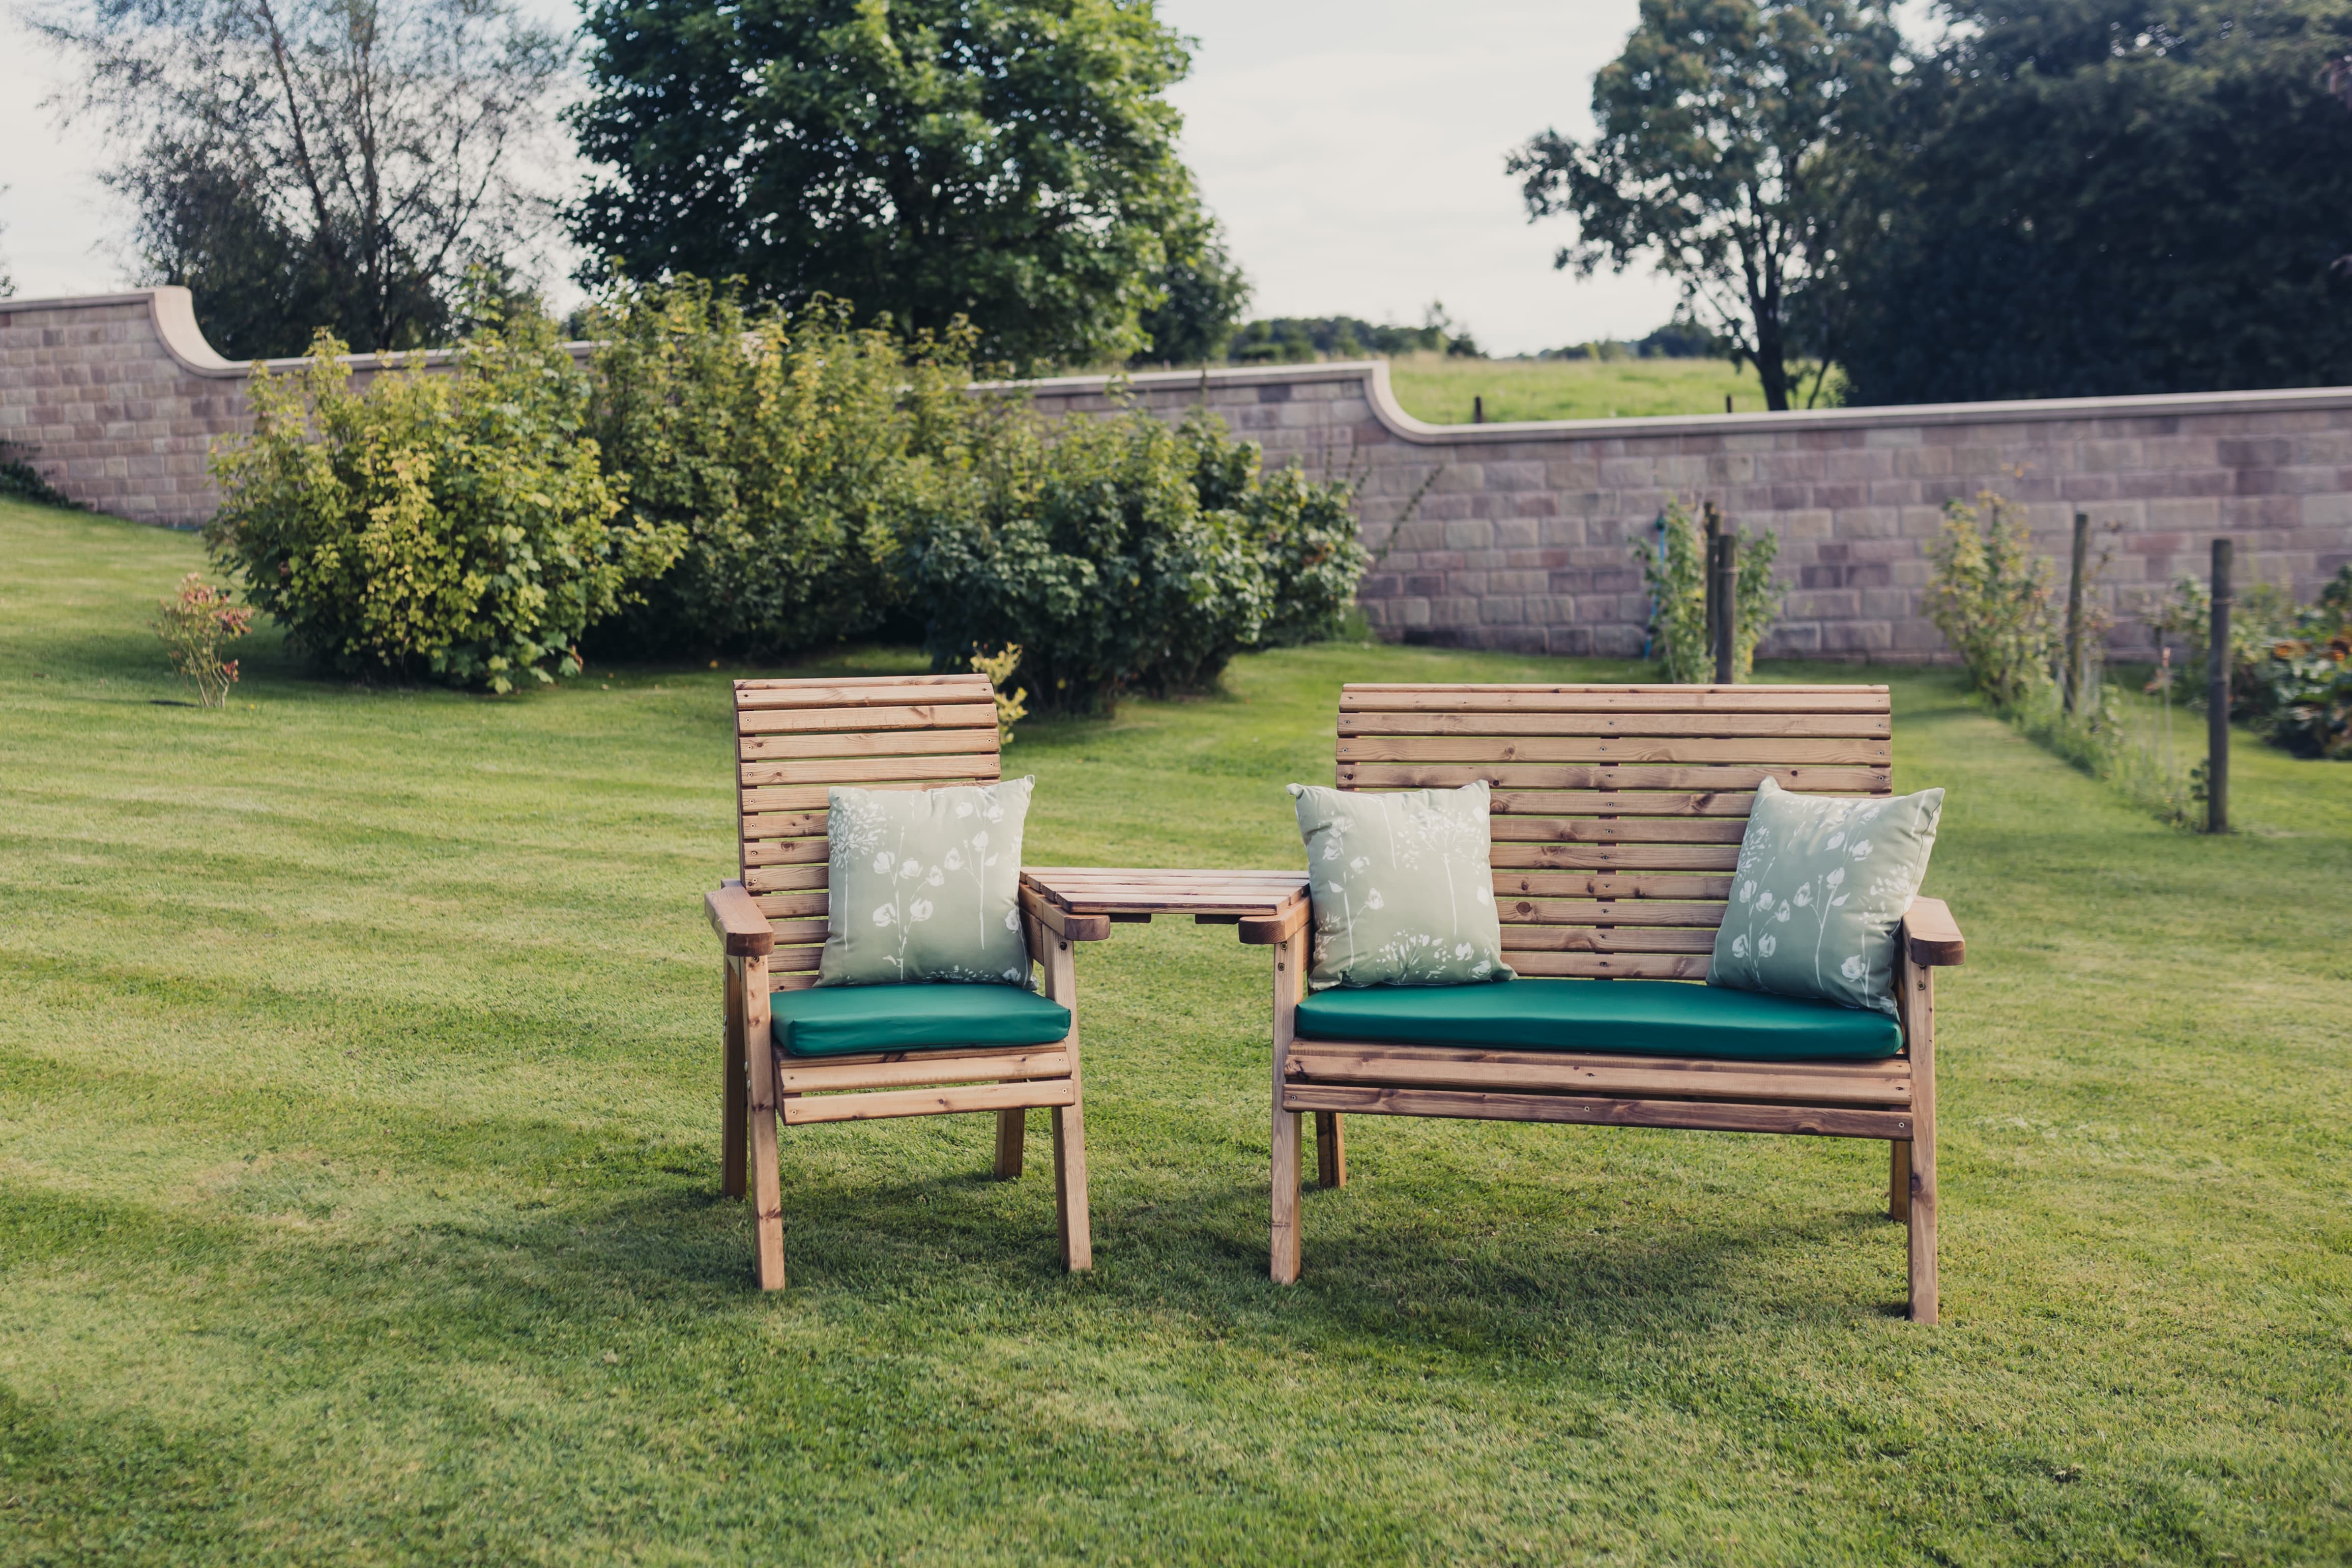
703,672 -> 1110,1290
1242,682 -> 1965,1322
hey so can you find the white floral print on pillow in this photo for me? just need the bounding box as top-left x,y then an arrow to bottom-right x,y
819,777 -> 1035,987
1707,776 -> 1944,1014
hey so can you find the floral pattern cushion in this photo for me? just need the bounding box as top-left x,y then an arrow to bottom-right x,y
1288,781 -> 1514,991
1707,777 -> 1946,1015
818,778 -> 1035,988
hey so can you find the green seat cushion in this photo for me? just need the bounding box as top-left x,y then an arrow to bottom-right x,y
1293,977 -> 1900,1062
771,983 -> 1072,1059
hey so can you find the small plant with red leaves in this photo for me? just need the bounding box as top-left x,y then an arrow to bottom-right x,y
154,573 -> 253,708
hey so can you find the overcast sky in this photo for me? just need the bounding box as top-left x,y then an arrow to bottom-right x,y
0,0 -> 1685,356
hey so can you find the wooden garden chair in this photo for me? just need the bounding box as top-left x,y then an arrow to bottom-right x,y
703,671 -> 1109,1290
1245,682 -> 1965,1322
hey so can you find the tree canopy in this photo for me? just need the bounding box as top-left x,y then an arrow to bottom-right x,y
1837,0 -> 2352,404
1511,0 -> 1903,410
33,0 -> 569,358
569,0 -> 1209,371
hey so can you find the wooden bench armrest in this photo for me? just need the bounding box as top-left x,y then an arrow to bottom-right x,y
1902,897 -> 1964,967
706,879 -> 775,957
1018,884 -> 1113,943
1237,890 -> 1312,946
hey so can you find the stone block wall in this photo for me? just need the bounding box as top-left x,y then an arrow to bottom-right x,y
8,286 -> 2352,659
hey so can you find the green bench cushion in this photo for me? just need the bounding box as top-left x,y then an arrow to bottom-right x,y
1293,977 -> 1901,1062
771,983 -> 1072,1059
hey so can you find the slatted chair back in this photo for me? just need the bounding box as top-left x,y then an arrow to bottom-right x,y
1333,683 -> 1894,981
735,672 -> 1002,993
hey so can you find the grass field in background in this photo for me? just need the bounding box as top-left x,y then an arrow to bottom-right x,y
3,498 -> 2348,1564
1384,352 -> 1787,424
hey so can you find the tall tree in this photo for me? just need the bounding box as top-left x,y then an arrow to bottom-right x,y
568,0 -> 1201,371
32,0 -> 570,357
1839,0 -> 2352,405
1131,209 -> 1251,366
1509,0 -> 1902,410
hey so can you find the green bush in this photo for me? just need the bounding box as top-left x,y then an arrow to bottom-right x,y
1926,490 -> 2056,709
582,279 -> 981,658
911,405 -> 1364,715
2152,565 -> 2352,760
208,302 -> 676,691
1632,499 -> 1779,682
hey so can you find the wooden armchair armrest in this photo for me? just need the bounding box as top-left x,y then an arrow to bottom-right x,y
1018,884 -> 1113,943
1237,889 -> 1311,946
706,879 -> 775,957
1902,896 -> 1965,967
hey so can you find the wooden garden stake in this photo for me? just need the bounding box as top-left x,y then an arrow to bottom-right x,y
2064,512 -> 2089,714
2209,538 -> 2232,834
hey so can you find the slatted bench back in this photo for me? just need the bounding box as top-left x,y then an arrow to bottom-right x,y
1335,683 -> 1893,980
736,672 -> 1001,992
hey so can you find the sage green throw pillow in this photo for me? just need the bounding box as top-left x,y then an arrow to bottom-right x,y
819,778 -> 1035,988
1707,777 -> 1945,1015
1288,781 -> 1514,990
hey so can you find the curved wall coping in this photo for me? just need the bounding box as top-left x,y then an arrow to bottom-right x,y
0,285 -> 585,376
12,283 -> 2352,439
1015,357 -> 2352,444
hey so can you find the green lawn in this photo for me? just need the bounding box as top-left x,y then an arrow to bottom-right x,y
1385,353 -> 1787,424
3,499 -> 2347,1565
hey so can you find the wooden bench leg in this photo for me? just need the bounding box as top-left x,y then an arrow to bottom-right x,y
994,1108 -> 1026,1180
1901,957 -> 1938,1324
1270,930 -> 1304,1283
737,957 -> 786,1291
1315,1112 -> 1347,1188
722,959 -> 748,1200
1041,937 -> 1091,1271
1889,1140 -> 1910,1222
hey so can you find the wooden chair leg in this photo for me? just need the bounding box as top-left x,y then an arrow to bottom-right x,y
722,958 -> 748,1200
1899,955 -> 1938,1324
1040,936 -> 1091,1271
738,957 -> 786,1291
1270,930 -> 1304,1283
1889,1140 -> 1910,1222
1315,1111 -> 1347,1188
994,1108 -> 1026,1180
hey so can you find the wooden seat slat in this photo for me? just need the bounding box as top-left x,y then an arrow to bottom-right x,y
1490,817 -> 1749,845
1287,1045 -> 1911,1104
743,781 -> 993,813
1490,790 -> 1759,816
1282,1082 -> 1912,1140
733,674 -> 991,708
1491,844 -> 1743,872
1493,898 -> 1727,925
1340,763 -> 1892,793
1340,711 -> 1891,738
779,1049 -> 1072,1095
1339,736 -> 1892,766
740,726 -> 1000,762
738,702 -> 998,736
782,1078 -> 1076,1126
756,890 -> 828,918
740,754 -> 1002,789
1339,689 -> 1889,714
742,838 -> 828,868
1497,924 -> 1718,953
1505,952 -> 1713,979
1498,870 -> 1735,898
741,809 -> 831,839
746,864 -> 829,895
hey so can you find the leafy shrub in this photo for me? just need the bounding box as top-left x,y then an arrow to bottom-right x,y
1926,491 -> 2056,708
208,301 -> 675,691
1633,500 -> 1780,682
912,405 -> 1365,715
0,442 -> 78,509
2143,575 -> 2301,720
968,645 -> 1030,746
153,572 -> 252,706
1929,489 -> 2197,823
2151,565 -> 2352,759
583,279 -> 981,659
